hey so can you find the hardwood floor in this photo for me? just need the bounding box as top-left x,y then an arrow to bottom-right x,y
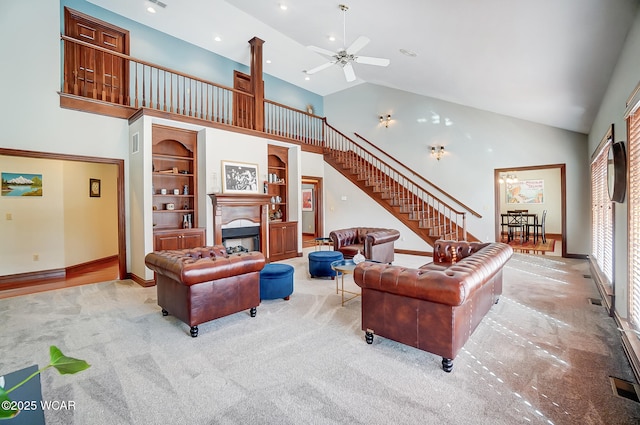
302,233 -> 317,247
0,258 -> 119,300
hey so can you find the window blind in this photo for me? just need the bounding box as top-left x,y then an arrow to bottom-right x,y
629,111 -> 640,328
591,137 -> 613,285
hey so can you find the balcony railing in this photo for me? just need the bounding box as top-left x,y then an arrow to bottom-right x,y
61,35 -> 324,141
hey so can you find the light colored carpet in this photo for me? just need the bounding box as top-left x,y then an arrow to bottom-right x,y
1,249 -> 639,424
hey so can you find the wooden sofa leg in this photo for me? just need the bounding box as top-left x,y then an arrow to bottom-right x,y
442,357 -> 453,372
190,326 -> 198,338
250,307 -> 257,317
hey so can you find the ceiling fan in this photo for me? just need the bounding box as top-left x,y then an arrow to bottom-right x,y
305,4 -> 390,82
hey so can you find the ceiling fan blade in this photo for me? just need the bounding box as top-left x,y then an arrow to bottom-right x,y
354,56 -> 390,67
346,36 -> 370,55
305,61 -> 336,75
307,45 -> 337,57
343,62 -> 356,82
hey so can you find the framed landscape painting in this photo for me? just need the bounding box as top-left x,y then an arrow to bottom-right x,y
222,161 -> 259,193
1,172 -> 43,196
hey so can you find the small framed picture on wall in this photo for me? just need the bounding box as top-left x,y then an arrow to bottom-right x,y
90,178 -> 101,197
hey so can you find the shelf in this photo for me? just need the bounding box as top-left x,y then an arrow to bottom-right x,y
154,209 -> 194,213
152,125 -> 199,243
153,172 -> 194,177
153,153 -> 194,161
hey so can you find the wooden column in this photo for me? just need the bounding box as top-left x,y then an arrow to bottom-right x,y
249,37 -> 265,132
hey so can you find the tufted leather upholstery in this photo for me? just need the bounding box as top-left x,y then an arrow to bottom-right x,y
329,227 -> 400,263
145,246 -> 265,336
353,240 -> 512,371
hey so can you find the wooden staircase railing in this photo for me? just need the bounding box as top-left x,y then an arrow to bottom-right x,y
354,133 -> 482,219
323,121 -> 479,244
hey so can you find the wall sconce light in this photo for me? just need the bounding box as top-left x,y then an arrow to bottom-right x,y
498,172 -> 519,184
431,145 -> 445,160
379,114 -> 391,128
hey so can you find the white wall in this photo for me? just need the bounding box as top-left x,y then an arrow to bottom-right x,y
588,8 -> 640,318
0,0 -> 130,275
63,161 -> 118,266
0,157 -> 65,274
324,83 -> 589,254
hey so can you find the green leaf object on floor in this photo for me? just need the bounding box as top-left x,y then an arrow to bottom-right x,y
0,345 -> 90,420
49,346 -> 90,375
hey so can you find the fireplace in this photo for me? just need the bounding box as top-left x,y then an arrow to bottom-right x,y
209,193 -> 272,254
221,223 -> 260,253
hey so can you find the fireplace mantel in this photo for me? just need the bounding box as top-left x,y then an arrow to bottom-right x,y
209,193 -> 272,254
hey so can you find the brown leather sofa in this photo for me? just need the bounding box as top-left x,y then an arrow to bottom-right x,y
144,246 -> 265,337
329,227 -> 400,263
354,240 -> 513,372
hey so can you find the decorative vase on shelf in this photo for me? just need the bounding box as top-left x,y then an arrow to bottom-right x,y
353,250 -> 365,264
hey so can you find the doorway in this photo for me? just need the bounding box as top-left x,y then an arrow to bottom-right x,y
494,164 -> 566,257
301,176 -> 323,247
0,148 -> 126,285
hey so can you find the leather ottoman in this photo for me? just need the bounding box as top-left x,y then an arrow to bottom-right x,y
308,251 -> 344,279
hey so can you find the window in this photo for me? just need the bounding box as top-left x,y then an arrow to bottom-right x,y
590,129 -> 614,285
628,108 -> 640,329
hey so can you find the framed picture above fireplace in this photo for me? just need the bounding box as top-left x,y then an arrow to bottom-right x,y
222,161 -> 259,193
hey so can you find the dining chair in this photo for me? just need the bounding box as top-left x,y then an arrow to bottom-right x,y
507,212 -> 526,243
527,210 -> 547,244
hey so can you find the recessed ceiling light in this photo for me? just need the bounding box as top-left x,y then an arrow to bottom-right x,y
147,6 -> 156,13
280,4 -> 288,10
399,48 -> 417,57
328,35 -> 336,42
214,36 -> 221,42
266,59 -> 272,64
304,76 -> 310,81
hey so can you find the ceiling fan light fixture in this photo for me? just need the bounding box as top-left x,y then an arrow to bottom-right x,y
305,3 -> 389,82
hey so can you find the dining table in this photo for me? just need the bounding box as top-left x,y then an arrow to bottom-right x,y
501,212 -> 539,243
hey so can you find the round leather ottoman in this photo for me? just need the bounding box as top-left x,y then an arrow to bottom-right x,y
308,251 -> 344,279
259,263 -> 294,300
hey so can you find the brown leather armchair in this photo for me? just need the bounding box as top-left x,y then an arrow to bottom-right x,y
144,246 -> 265,337
329,227 -> 400,264
354,240 -> 513,372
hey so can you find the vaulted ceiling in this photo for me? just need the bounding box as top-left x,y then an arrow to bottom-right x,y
88,0 -> 640,134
